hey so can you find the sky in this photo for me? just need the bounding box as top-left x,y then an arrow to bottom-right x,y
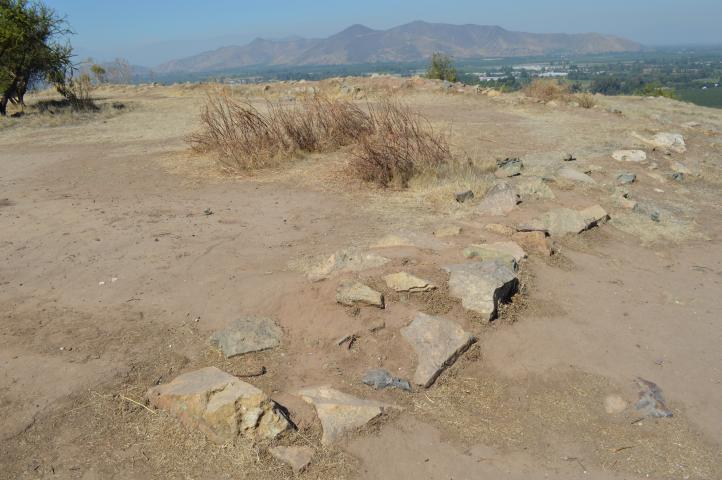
45,0 -> 722,67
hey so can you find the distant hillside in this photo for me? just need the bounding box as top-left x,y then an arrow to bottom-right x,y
156,21 -> 642,74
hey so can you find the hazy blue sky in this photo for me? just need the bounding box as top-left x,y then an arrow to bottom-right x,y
46,0 -> 722,66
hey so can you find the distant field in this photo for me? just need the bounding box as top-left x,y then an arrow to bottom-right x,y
677,88 -> 722,109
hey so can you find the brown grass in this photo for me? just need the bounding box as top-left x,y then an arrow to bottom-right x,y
188,90 -> 450,187
575,92 -> 596,109
352,100 -> 451,188
523,78 -> 570,102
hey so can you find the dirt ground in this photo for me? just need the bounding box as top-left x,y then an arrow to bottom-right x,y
1,78 -> 721,479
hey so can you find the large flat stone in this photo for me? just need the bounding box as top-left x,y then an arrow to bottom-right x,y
557,166 -> 596,184
518,205 -> 609,237
463,241 -> 526,271
612,150 -> 647,162
383,272 -> 436,293
269,446 -> 314,474
210,316 -> 282,358
401,313 -> 476,388
146,367 -> 290,443
443,261 -> 518,321
336,281 -> 385,308
296,386 -> 397,445
307,248 -> 389,282
476,182 -> 520,216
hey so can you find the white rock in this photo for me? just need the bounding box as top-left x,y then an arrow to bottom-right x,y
612,150 -> 647,163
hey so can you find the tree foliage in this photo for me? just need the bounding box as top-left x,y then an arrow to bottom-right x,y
426,52 -> 457,83
0,0 -> 73,115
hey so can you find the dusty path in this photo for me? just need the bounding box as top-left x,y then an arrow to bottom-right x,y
1,81 -> 721,479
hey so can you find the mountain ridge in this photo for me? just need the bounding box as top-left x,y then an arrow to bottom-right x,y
156,21 -> 642,74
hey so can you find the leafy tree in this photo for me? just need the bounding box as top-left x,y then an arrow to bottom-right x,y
590,76 -> 623,95
90,63 -> 106,83
426,52 -> 457,82
0,0 -> 73,115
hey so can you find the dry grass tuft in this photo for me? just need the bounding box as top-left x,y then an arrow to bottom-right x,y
352,100 -> 451,188
188,90 -> 373,171
523,78 -> 570,102
189,90 -> 451,188
575,92 -> 596,109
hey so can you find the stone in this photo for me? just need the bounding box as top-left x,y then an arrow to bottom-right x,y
580,205 -> 610,226
269,446 -> 314,474
612,150 -> 647,163
443,261 -> 518,321
146,367 -> 290,443
512,231 -> 553,256
371,232 -> 443,250
454,190 -> 474,203
307,248 -> 389,282
210,317 -> 282,358
463,241 -> 527,271
557,166 -> 596,184
635,377 -> 673,418
604,395 -> 628,415
362,369 -> 412,392
515,176 -> 556,200
296,386 -> 397,445
563,153 -> 576,161
383,272 -> 436,293
477,183 -> 521,216
336,281 -> 385,308
495,157 -> 523,178
401,313 -> 476,387
617,172 -> 636,185
650,133 -> 686,153
483,223 -> 516,237
433,225 -> 462,237
671,161 -> 691,174
519,206 -> 609,237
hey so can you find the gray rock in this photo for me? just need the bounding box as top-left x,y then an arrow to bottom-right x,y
362,369 -> 412,392
635,377 -> 673,418
519,206 -> 609,237
671,172 -> 684,182
612,150 -> 647,163
515,176 -> 555,200
401,313 -> 476,387
296,386 -> 398,445
383,272 -> 436,293
617,172 -> 637,185
454,190 -> 474,203
495,157 -> 523,178
477,182 -> 521,216
307,248 -> 389,281
146,367 -> 290,443
443,261 -> 518,321
336,281 -> 385,308
463,241 -> 527,271
210,317 -> 282,358
269,446 -> 314,474
557,166 -> 596,184
563,153 -> 577,161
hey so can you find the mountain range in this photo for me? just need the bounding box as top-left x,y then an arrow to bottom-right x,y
156,21 -> 642,74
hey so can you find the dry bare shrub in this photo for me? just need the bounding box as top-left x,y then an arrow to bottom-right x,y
189,91 -> 450,188
575,92 -> 596,109
352,99 -> 451,188
188,91 -> 373,170
523,78 -> 570,102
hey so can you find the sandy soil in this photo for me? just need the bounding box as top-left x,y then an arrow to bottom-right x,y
1,78 -> 721,479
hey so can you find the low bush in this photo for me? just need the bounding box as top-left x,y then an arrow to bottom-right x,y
189,91 -> 450,187
188,91 -> 373,170
522,79 -> 570,102
353,100 -> 451,187
575,92 -> 596,109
